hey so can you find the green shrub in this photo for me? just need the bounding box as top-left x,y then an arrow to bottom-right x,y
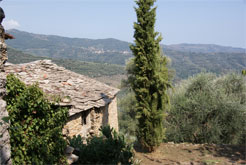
68,126 -> 134,164
5,74 -> 68,164
118,89 -> 138,138
165,73 -> 246,144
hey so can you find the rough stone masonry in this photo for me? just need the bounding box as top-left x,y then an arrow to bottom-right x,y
0,7 -> 11,163
0,70 -> 11,165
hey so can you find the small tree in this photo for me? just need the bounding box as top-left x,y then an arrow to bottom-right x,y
5,74 -> 68,164
130,0 -> 171,151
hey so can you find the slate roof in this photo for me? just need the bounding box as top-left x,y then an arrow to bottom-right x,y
4,60 -> 119,116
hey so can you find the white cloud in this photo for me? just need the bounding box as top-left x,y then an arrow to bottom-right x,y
3,19 -> 20,30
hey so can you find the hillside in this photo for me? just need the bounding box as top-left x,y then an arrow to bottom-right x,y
8,47 -> 125,79
6,29 -> 246,80
6,29 -> 132,65
162,43 -> 245,54
164,49 -> 246,79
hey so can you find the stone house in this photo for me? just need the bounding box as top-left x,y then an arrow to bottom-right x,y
3,60 -> 119,138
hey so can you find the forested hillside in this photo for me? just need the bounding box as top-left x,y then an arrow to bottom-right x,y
7,29 -> 132,65
165,49 -> 246,79
7,29 -> 246,80
8,47 -> 125,78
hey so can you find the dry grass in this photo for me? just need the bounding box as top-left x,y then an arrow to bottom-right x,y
134,143 -> 246,165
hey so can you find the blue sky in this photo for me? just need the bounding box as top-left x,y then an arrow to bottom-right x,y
0,0 -> 245,48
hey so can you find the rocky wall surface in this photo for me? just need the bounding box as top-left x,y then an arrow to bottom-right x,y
0,73 -> 11,165
108,97 -> 118,131
63,113 -> 83,138
90,108 -> 105,137
63,111 -> 93,139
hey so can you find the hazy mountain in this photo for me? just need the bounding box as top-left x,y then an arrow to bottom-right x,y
6,29 -> 132,65
162,43 -> 245,54
6,29 -> 246,80
163,49 -> 245,79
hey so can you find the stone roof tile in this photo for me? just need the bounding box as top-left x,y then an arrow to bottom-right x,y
4,60 -> 119,116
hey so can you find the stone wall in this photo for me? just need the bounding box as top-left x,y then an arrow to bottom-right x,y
90,107 -> 106,136
63,110 -> 93,138
107,97 -> 118,131
90,98 -> 119,134
63,97 -> 119,138
63,99 -> 119,139
0,73 -> 11,165
63,108 -> 104,138
63,113 -> 84,138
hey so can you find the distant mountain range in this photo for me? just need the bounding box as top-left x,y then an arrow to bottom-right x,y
162,43 -> 245,54
6,29 -> 132,65
6,29 -> 246,80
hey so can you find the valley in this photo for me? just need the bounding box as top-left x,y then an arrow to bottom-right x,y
6,29 -> 246,86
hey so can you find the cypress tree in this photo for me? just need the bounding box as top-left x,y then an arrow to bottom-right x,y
130,0 -> 171,151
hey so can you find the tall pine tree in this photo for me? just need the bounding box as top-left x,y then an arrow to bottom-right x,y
130,0 -> 171,152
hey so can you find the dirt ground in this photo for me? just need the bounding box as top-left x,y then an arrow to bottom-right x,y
134,143 -> 246,165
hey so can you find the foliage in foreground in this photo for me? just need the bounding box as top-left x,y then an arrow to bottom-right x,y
68,126 -> 134,165
165,73 -> 246,144
129,0 -> 171,152
5,74 -> 68,164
